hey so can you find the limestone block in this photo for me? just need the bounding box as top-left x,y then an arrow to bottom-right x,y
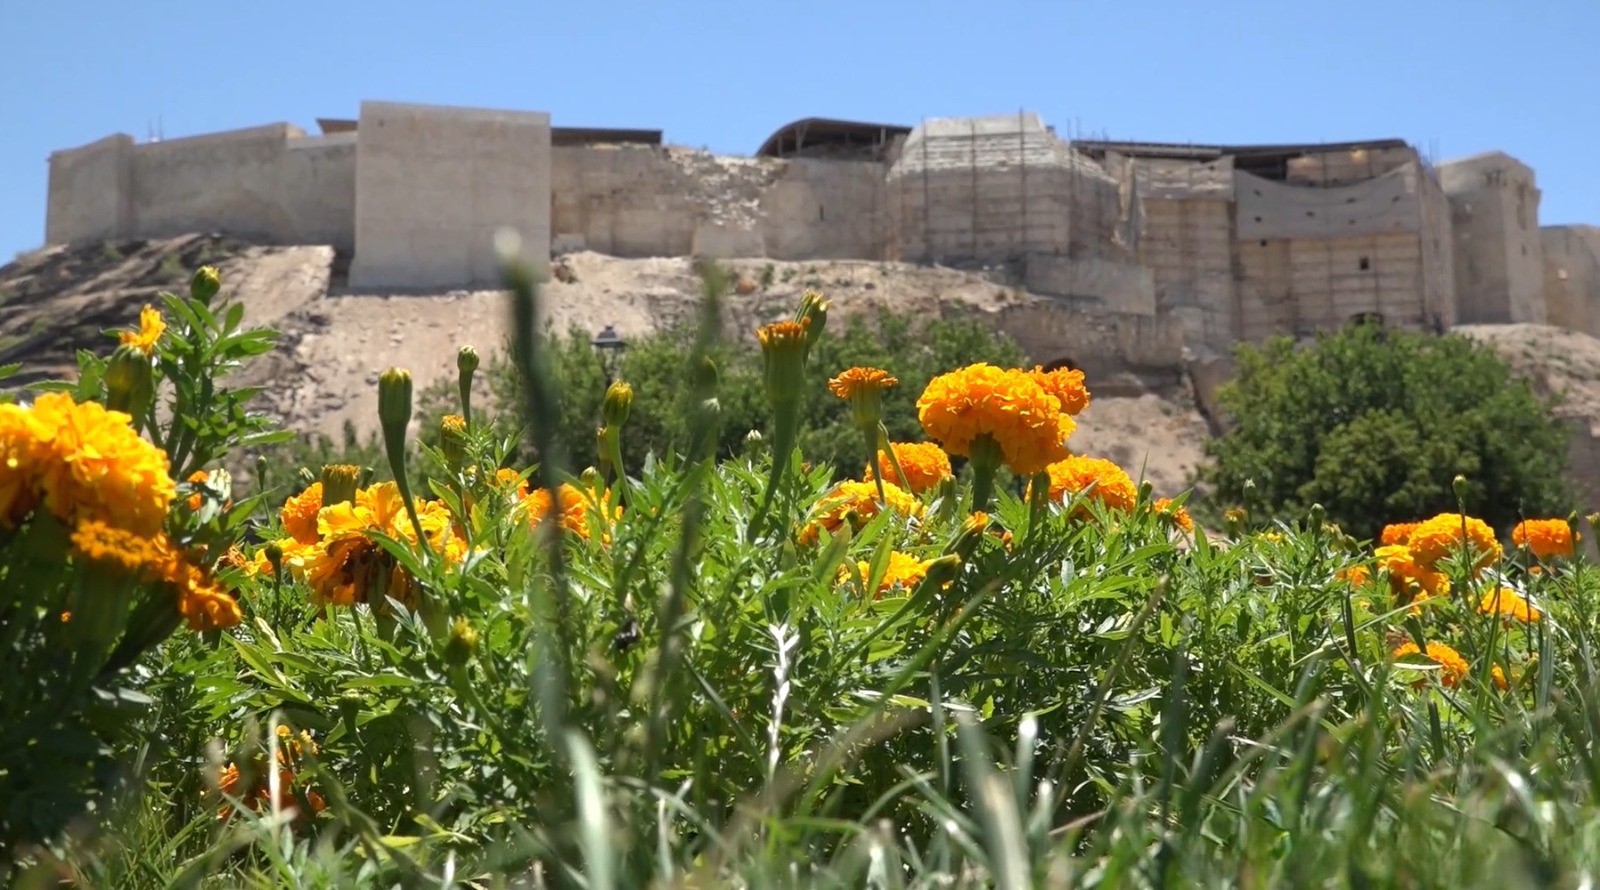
692,223 -> 765,259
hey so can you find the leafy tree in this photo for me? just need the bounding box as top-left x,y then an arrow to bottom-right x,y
1203,323 -> 1570,540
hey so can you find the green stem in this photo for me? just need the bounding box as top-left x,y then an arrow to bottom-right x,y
749,401 -> 800,542
968,434 -> 1003,512
864,427 -> 886,505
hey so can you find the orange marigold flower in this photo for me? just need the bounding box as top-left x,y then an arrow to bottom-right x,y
1375,544 -> 1450,611
1027,365 -> 1091,416
1035,455 -> 1137,515
916,364 -> 1074,477
827,367 -> 898,400
1391,640 -> 1469,689
177,579 -> 243,631
25,392 -> 175,536
1406,512 -> 1502,572
1479,587 -> 1542,623
118,305 -> 166,357
306,483 -> 466,606
1336,564 -> 1372,586
1380,522 -> 1420,546
756,319 -> 810,349
0,402 -> 43,527
798,480 -> 923,546
1152,497 -> 1194,532
185,470 -> 211,511
838,550 -> 930,597
866,441 -> 952,494
1492,664 -> 1510,691
524,483 -> 619,541
71,518 -> 165,575
279,482 -> 324,546
1512,518 -> 1577,560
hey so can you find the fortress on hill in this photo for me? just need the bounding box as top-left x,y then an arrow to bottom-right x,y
43,99 -> 1600,372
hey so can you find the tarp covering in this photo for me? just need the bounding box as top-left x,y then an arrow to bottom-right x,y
1235,164 -> 1421,240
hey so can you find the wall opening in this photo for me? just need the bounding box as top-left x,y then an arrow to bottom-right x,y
1350,311 -> 1384,327
1359,256 -> 1370,271
1041,356 -> 1079,373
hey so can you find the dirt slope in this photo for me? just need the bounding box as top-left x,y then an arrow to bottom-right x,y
2,236 -> 1211,494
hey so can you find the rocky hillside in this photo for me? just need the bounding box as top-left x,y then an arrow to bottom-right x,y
0,235 -> 1244,500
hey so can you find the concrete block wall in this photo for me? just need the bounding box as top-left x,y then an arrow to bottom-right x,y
1136,195 -> 1235,350
759,159 -> 885,260
990,301 -> 1187,377
46,134 -> 135,244
1441,152 -> 1546,324
1021,254 -> 1156,315
1286,145 -> 1417,187
1417,164 -> 1458,329
550,145 -> 696,257
1542,226 -> 1600,337
350,101 -> 551,288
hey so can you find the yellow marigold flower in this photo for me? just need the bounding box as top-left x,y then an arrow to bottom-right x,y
1035,455 -> 1137,515
827,367 -> 898,400
916,364 -> 1074,477
798,480 -> 923,546
440,414 -> 466,435
306,483 -> 465,606
0,402 -> 43,527
1406,512 -> 1501,572
1511,518 -> 1577,560
26,392 -> 175,536
494,467 -> 530,500
866,441 -> 952,494
1152,497 -> 1194,532
1492,664 -> 1510,691
118,305 -> 166,357
1375,544 -> 1451,611
1391,640 -> 1469,689
838,550 -> 930,597
71,518 -> 165,575
1380,522 -> 1420,546
1027,365 -> 1091,416
280,482 -> 324,546
1479,587 -> 1542,623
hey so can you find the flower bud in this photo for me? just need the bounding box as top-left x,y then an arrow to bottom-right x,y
190,265 -> 222,303
457,345 -> 480,377
457,346 -> 479,421
795,289 -> 829,351
265,542 -> 284,577
921,554 -> 963,589
440,414 -> 468,470
1308,503 -> 1326,528
1452,474 -> 1469,502
1138,480 -> 1154,505
602,381 -> 634,429
378,367 -> 414,437
579,466 -> 605,493
444,617 -> 479,668
254,455 -> 270,492
320,464 -> 362,507
104,343 -> 155,417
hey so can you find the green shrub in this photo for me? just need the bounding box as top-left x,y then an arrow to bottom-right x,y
1204,323 -> 1571,539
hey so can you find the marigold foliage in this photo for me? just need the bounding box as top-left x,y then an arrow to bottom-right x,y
1512,518 -> 1577,560
916,363 -> 1073,477
866,441 -> 952,494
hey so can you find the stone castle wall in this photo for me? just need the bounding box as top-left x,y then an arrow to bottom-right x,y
39,101 -> 1600,375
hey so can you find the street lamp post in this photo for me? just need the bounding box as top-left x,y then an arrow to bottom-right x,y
591,324 -> 628,386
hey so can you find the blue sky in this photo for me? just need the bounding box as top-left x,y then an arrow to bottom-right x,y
3,0 -> 1595,261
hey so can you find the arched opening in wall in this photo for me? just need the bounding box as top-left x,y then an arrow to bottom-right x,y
1349,311 -> 1384,328
1041,356 -> 1079,373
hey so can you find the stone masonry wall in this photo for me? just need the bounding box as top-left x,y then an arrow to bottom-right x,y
350,101 -> 551,288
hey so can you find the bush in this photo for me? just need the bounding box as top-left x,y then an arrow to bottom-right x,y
1204,323 -> 1571,540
